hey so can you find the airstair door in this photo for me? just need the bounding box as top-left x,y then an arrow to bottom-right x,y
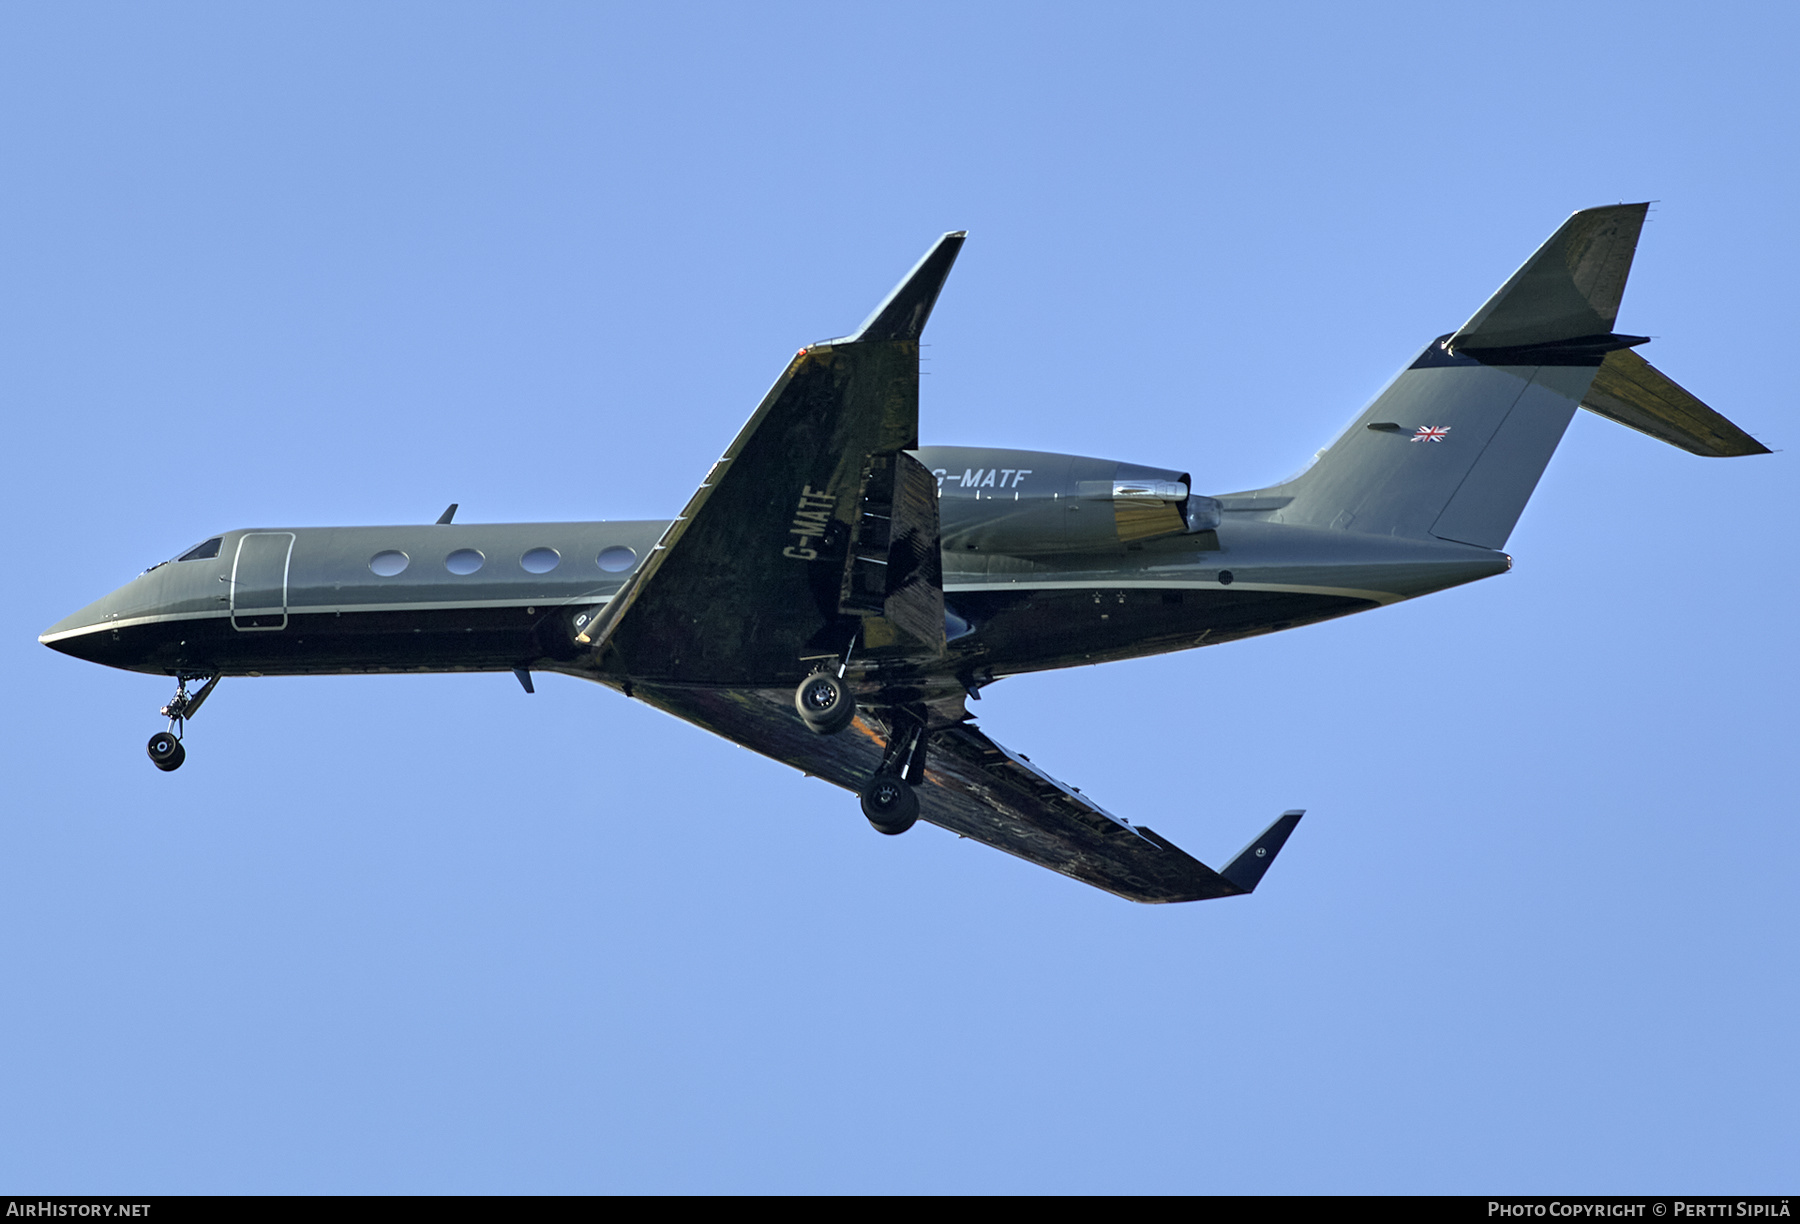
230,533 -> 295,631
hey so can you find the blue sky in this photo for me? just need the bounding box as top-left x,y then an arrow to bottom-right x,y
3,2 -> 1794,1192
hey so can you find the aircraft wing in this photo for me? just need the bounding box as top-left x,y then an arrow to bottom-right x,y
578,233 -> 966,684
629,681 -> 1305,904
580,230 -> 1305,901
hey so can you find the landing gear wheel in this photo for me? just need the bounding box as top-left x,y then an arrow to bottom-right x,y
147,731 -> 186,772
860,772 -> 918,835
795,672 -> 855,735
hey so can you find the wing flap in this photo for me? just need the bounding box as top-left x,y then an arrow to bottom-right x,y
838,451 -> 945,654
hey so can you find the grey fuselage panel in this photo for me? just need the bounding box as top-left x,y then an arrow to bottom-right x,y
40,489 -> 1508,685
41,521 -> 663,678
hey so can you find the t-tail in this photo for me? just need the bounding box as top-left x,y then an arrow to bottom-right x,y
1233,204 -> 1769,549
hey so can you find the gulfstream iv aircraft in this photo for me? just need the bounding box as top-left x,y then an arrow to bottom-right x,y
40,205 -> 1769,902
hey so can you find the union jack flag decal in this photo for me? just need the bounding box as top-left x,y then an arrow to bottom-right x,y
1412,426 -> 1451,442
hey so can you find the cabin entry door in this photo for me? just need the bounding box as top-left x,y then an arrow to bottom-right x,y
230,533 -> 295,631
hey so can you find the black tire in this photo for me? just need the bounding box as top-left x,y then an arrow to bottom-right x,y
794,672 -> 855,735
148,732 -> 185,772
859,772 -> 919,835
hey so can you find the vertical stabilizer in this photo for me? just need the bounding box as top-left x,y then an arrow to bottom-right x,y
1248,355 -> 1595,549
1232,205 -> 1672,551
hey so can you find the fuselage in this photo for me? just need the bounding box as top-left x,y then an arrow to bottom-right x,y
40,446 -> 1511,689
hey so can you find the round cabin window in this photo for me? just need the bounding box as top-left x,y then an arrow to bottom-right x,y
446,548 -> 485,575
521,547 -> 561,574
369,550 -> 409,577
597,546 -> 638,573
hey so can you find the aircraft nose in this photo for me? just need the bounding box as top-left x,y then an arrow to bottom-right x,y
40,594 -> 123,662
39,575 -> 162,668
40,626 -> 102,662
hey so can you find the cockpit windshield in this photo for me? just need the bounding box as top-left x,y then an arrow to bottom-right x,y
143,535 -> 224,574
176,537 -> 223,562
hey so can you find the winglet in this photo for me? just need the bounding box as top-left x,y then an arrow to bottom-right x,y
1219,809 -> 1306,894
834,231 -> 968,343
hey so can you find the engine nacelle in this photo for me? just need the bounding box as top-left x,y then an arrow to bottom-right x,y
914,447 -> 1219,557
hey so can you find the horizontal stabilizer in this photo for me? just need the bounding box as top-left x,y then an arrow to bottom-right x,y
1451,204 -> 1648,351
836,231 -> 967,343
1581,347 -> 1771,457
1219,809 -> 1306,894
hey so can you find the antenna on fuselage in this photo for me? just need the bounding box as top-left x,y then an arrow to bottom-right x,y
436,504 -> 458,525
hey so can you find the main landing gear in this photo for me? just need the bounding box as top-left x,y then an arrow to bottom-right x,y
147,674 -> 220,772
794,633 -> 859,736
787,633 -> 925,835
858,715 -> 929,836
794,671 -> 856,734
860,772 -> 918,835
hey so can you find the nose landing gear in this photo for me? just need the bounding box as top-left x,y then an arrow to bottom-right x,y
147,729 -> 185,771
146,674 -> 220,772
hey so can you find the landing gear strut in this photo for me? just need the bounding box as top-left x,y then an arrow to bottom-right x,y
147,674 -> 220,772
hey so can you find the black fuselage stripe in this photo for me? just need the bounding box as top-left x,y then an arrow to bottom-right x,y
52,589 -> 1378,680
